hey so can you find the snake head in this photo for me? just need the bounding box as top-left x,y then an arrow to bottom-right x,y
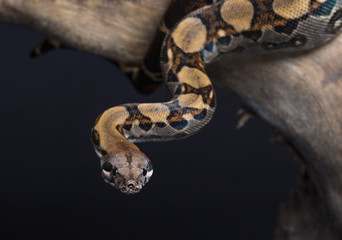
100,150 -> 153,194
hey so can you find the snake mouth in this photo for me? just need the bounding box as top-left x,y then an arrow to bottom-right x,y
120,184 -> 141,194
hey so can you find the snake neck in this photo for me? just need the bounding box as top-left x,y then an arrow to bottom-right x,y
93,67 -> 216,153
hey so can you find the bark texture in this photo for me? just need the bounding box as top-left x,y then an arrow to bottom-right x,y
0,0 -> 171,63
206,36 -> 342,239
1,0 -> 342,239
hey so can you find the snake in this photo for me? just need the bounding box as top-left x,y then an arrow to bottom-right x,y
91,0 -> 342,194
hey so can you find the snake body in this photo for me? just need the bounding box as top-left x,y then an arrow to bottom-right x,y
91,0 -> 342,194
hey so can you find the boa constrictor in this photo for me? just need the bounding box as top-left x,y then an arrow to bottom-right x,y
91,0 -> 342,194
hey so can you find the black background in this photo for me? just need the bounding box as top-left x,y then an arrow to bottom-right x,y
0,24 -> 298,240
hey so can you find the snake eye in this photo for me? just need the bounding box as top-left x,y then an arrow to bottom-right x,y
146,161 -> 152,172
112,167 -> 118,176
102,162 -> 113,172
142,169 -> 147,176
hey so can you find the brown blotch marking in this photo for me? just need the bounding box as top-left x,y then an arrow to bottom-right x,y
91,129 -> 100,147
273,0 -> 311,19
125,152 -> 133,164
168,65 -> 215,108
156,122 -> 167,128
241,30 -> 262,41
137,103 -> 170,123
91,128 -> 108,156
249,0 -> 288,31
167,39 -> 205,74
171,17 -> 207,53
166,109 -> 188,130
197,2 -> 233,38
176,83 -> 215,106
166,105 -> 209,130
116,104 -> 153,134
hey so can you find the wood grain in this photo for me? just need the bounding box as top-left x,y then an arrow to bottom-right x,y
207,36 -> 342,239
0,0 -> 171,63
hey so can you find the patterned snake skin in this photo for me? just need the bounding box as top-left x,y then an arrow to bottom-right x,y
91,0 -> 342,194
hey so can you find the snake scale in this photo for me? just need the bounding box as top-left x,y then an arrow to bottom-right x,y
91,0 -> 342,194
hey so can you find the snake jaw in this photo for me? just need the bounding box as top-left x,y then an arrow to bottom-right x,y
119,179 -> 142,194
101,167 -> 149,194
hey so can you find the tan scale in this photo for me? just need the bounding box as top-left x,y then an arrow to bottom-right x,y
171,17 -> 207,53
220,0 -> 254,32
182,113 -> 196,121
217,29 -> 226,37
177,66 -> 212,88
137,103 -> 171,121
177,94 -> 209,109
95,106 -> 130,150
167,49 -> 173,63
273,0 -> 311,19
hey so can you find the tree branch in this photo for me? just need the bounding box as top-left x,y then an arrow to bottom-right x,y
0,0 -> 171,63
207,36 -> 342,239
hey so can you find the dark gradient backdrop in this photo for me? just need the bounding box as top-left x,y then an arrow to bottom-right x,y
0,24 -> 298,240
